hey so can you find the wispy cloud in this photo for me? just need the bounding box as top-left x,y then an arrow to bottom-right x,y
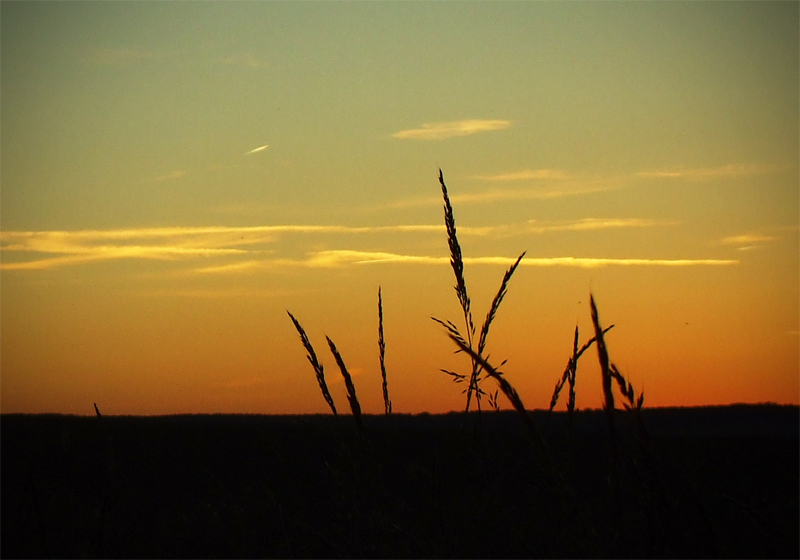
636,163 -> 784,179
383,218 -> 671,239
720,233 -> 781,252
476,169 -> 570,181
142,288 -> 297,299
449,184 -> 618,205
192,260 -> 264,274
1,228 -> 262,271
0,225 -> 435,271
301,250 -> 738,269
721,234 -> 780,245
391,119 -> 511,140
0,218 -> 664,248
0,219 -> 691,271
383,184 -> 619,210
178,250 -> 736,271
0,247 -> 246,271
526,218 -> 674,233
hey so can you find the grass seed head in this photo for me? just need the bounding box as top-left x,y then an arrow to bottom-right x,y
326,336 -> 364,431
439,169 -> 472,329
287,311 -> 337,416
378,287 -> 392,415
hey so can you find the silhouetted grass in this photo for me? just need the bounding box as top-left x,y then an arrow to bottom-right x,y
434,169 -> 526,413
326,336 -> 364,433
378,287 -> 391,415
271,169 -> 797,559
288,311 -> 338,416
549,325 -> 614,419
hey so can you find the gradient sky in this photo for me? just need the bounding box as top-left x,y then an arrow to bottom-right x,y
2,1 -> 798,415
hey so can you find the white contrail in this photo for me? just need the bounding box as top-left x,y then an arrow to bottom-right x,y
246,144 -> 269,155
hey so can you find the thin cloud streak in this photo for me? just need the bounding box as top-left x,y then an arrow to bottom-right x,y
636,163 -> 784,179
1,218 -> 666,249
1,254 -> 107,270
721,233 -> 782,252
0,224 -> 444,249
0,226 -> 439,271
192,260 -> 263,274
476,169 -> 570,181
721,234 -> 780,245
381,188 -> 603,209
141,288 -> 297,299
0,219 -> 678,271
303,250 -> 739,269
449,185 -> 618,205
0,247 -> 246,271
3,248 -> 735,273
0,225 -> 422,244
373,178 -> 623,210
528,218 -> 675,233
391,119 -> 511,140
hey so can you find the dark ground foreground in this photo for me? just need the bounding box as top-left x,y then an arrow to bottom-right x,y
2,405 -> 798,558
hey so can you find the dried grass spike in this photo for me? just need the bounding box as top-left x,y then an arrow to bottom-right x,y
439,169 -> 472,327
550,324 -> 613,413
431,317 -> 469,353
478,251 -> 525,355
590,295 -> 615,417
441,369 -> 467,383
326,336 -> 364,431
378,287 -> 391,414
567,326 -> 580,414
287,311 -> 337,416
589,295 -> 623,534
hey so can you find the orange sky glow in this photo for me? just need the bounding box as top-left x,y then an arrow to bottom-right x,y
1,2 -> 798,415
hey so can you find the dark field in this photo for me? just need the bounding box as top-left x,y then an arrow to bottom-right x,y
2,405 -> 798,558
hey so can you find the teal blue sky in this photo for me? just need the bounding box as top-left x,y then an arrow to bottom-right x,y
3,2 -> 796,230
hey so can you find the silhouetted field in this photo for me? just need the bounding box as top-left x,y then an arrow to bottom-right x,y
2,405 -> 797,558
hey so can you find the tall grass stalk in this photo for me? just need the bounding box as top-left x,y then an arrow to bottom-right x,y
567,326 -> 580,422
549,324 -> 614,431
378,287 -> 391,415
438,169 -> 478,410
477,252 -> 526,358
590,295 -> 616,441
437,169 -> 524,412
589,294 -> 624,545
327,336 -> 364,432
287,311 -> 337,416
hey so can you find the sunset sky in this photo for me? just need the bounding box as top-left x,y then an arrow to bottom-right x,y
2,1 -> 798,415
